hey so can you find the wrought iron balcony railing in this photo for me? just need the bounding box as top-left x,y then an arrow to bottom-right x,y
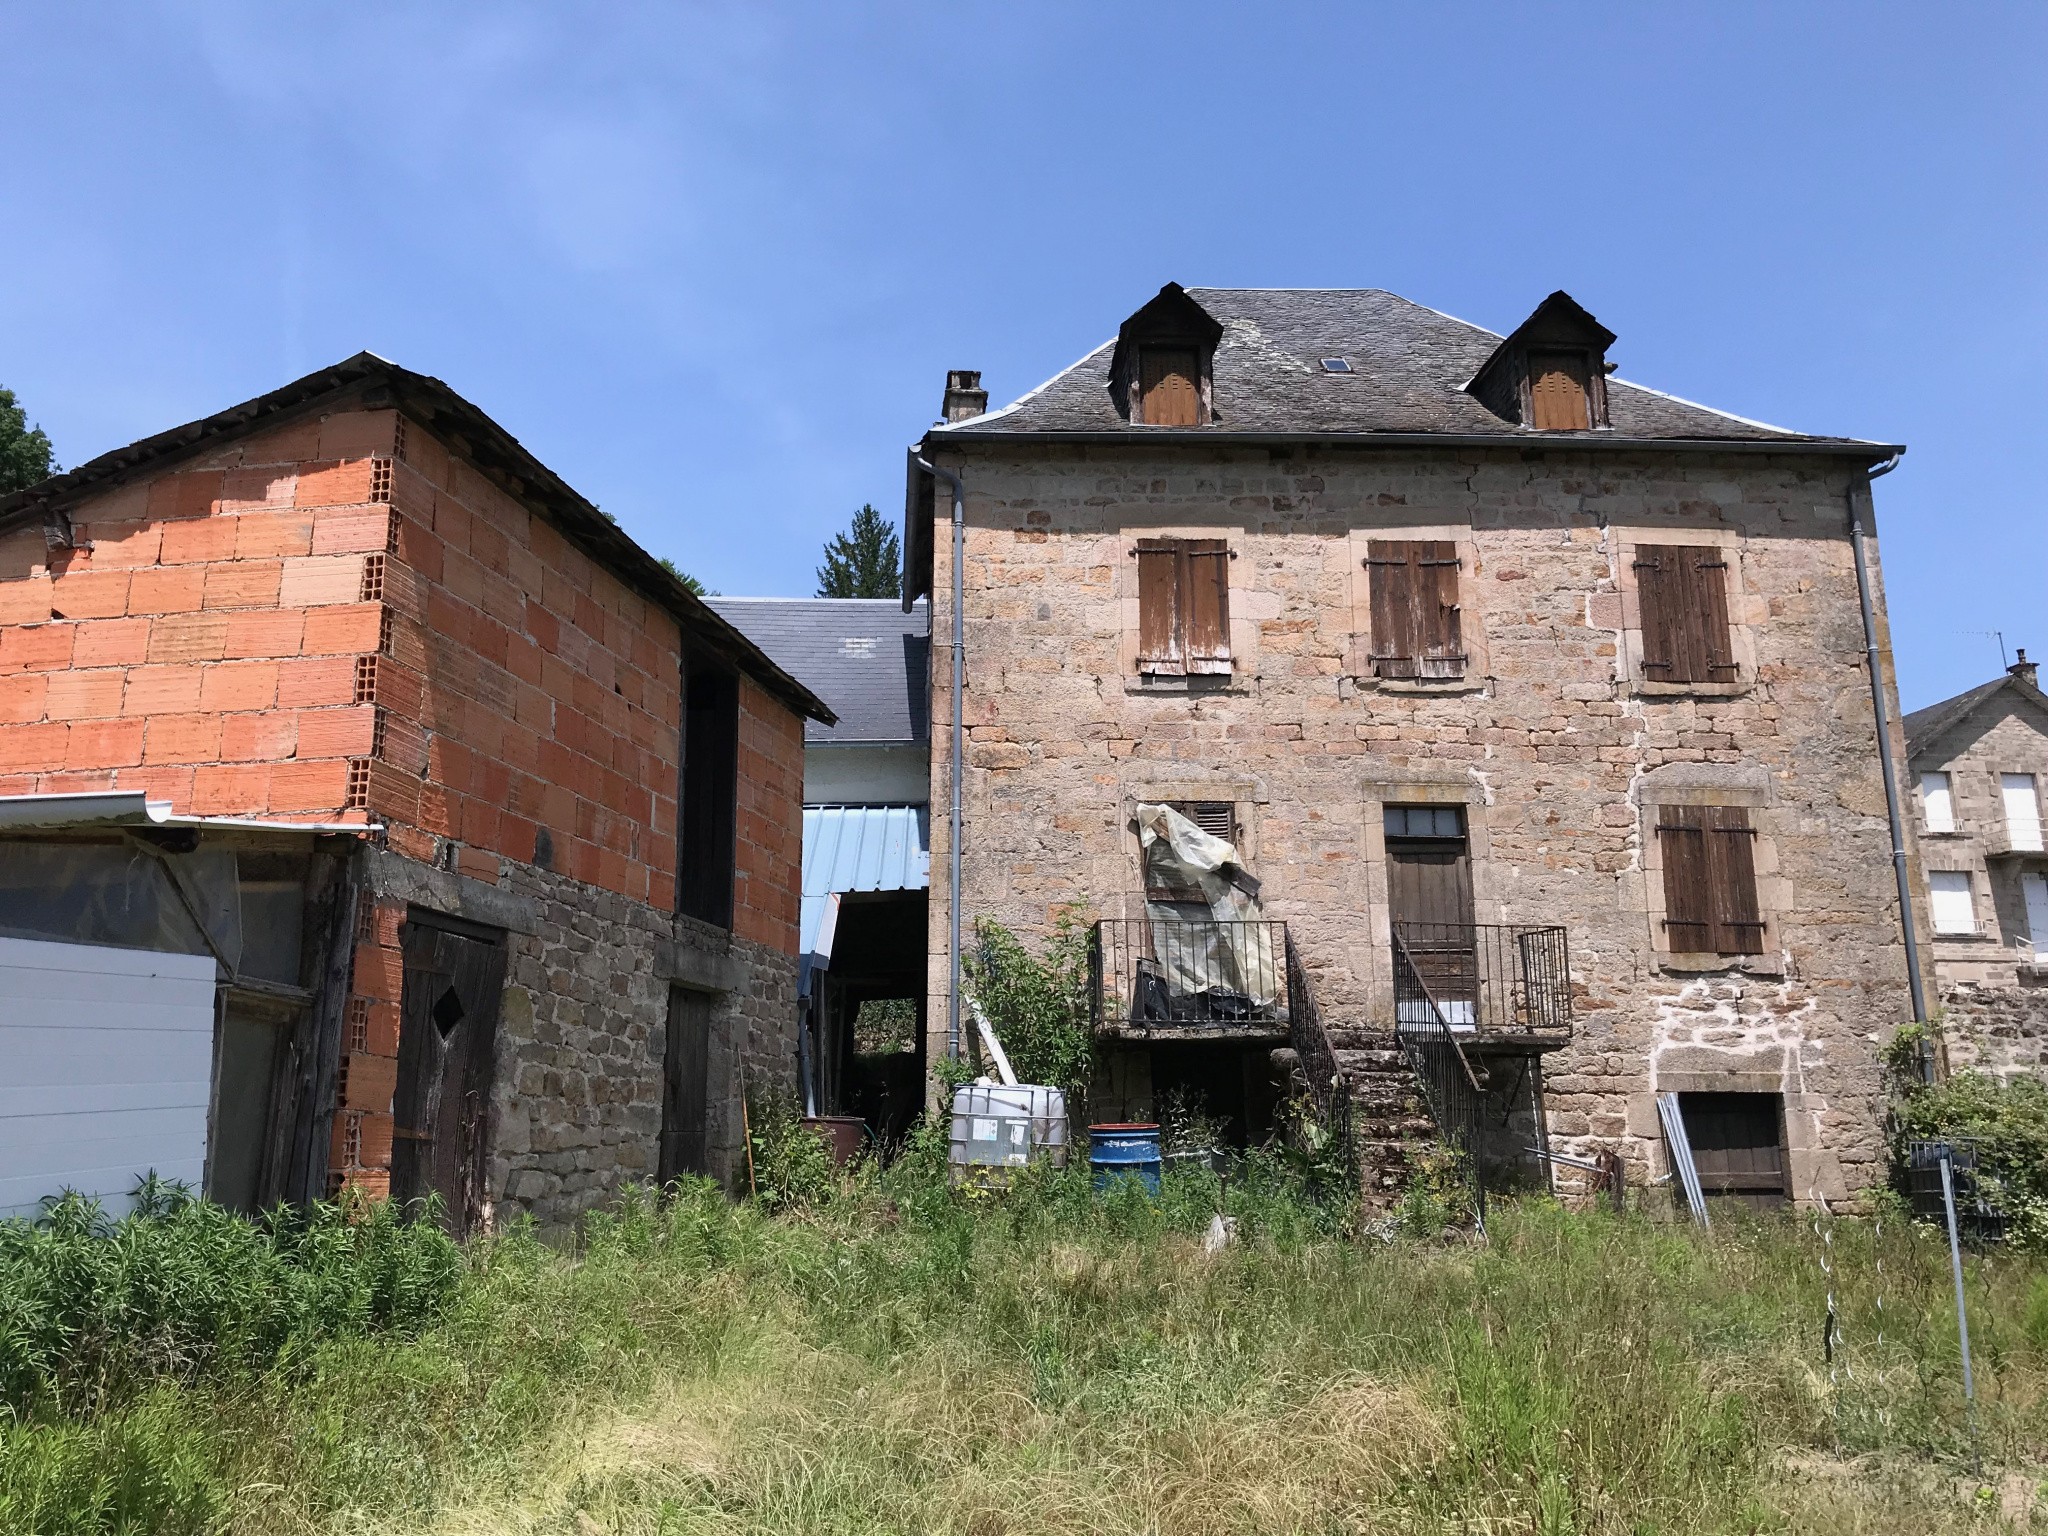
1089,918 -> 1293,1034
1391,922 -> 1572,1039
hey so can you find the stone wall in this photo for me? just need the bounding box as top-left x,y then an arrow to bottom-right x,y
920,442 -> 1915,1204
335,847 -> 798,1227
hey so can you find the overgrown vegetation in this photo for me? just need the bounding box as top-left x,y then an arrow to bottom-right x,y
1890,1048 -> 2048,1246
3,1162 -> 2042,1535
962,911 -> 1096,1107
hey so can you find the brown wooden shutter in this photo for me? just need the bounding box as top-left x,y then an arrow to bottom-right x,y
1659,803 -> 1765,954
1182,539 -> 1232,674
1527,350 -> 1591,431
1704,805 -> 1763,954
1139,348 -> 1202,427
1136,540 -> 1182,673
1366,539 -> 1464,680
1657,804 -> 1716,952
1635,544 -> 1736,684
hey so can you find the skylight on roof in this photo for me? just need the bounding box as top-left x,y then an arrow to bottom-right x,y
1320,357 -> 1353,374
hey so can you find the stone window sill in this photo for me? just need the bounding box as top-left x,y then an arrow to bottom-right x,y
1635,679 -> 1754,700
1127,674 -> 1247,697
1657,952 -> 1786,979
1357,675 -> 1488,697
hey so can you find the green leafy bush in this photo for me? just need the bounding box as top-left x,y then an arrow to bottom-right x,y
745,1094 -> 842,1210
963,911 -> 1095,1104
1891,1068 -> 2048,1243
0,1182 -> 462,1418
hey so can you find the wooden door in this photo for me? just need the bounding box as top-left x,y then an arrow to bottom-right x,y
659,987 -> 712,1182
1387,829 -> 1476,1017
392,915 -> 507,1234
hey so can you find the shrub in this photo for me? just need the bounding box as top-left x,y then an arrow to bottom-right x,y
745,1094 -> 842,1210
0,1182 -> 462,1418
1891,1069 -> 2048,1243
963,911 -> 1095,1104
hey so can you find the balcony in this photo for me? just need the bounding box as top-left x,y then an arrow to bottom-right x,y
1090,918 -> 1293,1037
1391,922 -> 1573,1041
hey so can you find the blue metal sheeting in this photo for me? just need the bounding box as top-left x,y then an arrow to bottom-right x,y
798,805 -> 929,974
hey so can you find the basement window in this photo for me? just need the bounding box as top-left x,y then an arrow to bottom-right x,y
1678,1092 -> 1789,1210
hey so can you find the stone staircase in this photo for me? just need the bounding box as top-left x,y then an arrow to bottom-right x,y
1325,1023 -> 1440,1208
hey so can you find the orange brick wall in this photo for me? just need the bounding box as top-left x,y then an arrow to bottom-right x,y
0,411 -> 399,815
371,418 -> 681,905
732,675 -> 803,952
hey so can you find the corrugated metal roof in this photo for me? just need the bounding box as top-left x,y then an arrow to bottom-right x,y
803,805 -> 930,899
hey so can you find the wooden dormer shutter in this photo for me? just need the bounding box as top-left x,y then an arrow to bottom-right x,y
1636,544 -> 1737,684
1657,804 -> 1764,955
1527,350 -> 1591,430
1139,348 -> 1202,427
1135,537 -> 1231,676
1365,539 -> 1465,679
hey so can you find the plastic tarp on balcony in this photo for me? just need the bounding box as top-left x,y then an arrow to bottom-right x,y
1134,802 -> 1280,1010
799,805 -> 930,995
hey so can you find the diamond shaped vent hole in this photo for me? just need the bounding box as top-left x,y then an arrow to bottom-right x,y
432,986 -> 466,1038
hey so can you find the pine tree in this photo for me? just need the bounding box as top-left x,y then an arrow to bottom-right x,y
0,386 -> 59,495
815,504 -> 901,599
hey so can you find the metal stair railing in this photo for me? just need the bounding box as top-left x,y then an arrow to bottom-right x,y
1391,926 -> 1489,1228
1281,930 -> 1356,1183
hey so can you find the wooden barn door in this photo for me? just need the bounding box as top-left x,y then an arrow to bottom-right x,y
392,914 -> 507,1234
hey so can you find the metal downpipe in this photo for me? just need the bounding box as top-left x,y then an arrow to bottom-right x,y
917,457 -> 967,1060
1847,454 -> 1930,1056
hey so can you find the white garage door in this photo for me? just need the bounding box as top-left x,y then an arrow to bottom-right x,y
0,935 -> 217,1221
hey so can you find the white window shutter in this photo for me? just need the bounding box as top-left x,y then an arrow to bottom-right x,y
1920,771 -> 1954,834
1929,870 -> 1977,935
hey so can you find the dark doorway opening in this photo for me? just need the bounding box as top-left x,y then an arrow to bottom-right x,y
1679,1091 -> 1789,1210
814,890 -> 927,1150
1091,1038 -> 1281,1152
393,912 -> 508,1235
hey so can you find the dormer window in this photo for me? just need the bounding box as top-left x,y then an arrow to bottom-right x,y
1109,283 -> 1224,427
1139,347 -> 1202,426
1467,291 -> 1616,432
1526,350 -> 1593,430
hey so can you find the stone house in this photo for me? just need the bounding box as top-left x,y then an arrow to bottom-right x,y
0,354 -> 830,1229
904,285 -> 1918,1209
1904,651 -> 2048,1076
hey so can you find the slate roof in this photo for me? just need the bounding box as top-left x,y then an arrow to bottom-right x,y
707,598 -> 929,745
935,287 -> 1892,448
1905,671 -> 2048,758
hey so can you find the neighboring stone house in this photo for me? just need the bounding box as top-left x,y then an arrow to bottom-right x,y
905,284 -> 1917,1209
707,597 -> 930,1140
0,354 -> 830,1229
1904,651 -> 2048,1077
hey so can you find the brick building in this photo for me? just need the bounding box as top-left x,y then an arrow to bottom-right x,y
1904,651 -> 2048,1077
905,285 -> 1919,1210
0,355 -> 829,1229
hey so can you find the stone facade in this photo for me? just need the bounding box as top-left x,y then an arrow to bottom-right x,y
919,442 -> 1915,1205
1905,668 -> 2048,1079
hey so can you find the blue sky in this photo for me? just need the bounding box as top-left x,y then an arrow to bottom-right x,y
2,3 -> 2041,709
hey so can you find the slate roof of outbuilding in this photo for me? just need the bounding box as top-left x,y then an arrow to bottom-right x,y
937,288 -> 1885,447
707,597 -> 929,745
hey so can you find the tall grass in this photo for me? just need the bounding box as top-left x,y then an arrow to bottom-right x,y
3,1162 -> 2042,1534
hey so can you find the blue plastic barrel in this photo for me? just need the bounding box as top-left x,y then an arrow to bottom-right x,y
1089,1123 -> 1163,1195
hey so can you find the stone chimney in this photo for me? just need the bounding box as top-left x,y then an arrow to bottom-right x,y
2011,648 -> 2039,690
941,369 -> 987,423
